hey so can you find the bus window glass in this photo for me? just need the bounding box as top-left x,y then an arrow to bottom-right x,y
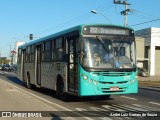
31,45 -> 35,61
55,38 -> 62,49
45,41 -> 51,50
26,47 -> 30,62
18,49 -> 21,55
44,41 -> 52,61
53,38 -> 63,61
81,38 -> 136,69
52,40 -> 55,49
18,48 -> 22,63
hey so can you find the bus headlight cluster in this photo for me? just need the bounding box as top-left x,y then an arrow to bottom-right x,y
89,79 -> 93,83
81,74 -> 88,80
89,79 -> 98,85
129,79 -> 136,84
81,74 -> 98,85
93,80 -> 98,85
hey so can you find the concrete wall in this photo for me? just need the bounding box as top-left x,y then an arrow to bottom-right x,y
135,27 -> 160,76
135,37 -> 145,68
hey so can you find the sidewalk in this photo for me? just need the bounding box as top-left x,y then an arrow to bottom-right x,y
0,79 -> 57,120
138,76 -> 160,81
138,76 -> 160,92
138,76 -> 160,86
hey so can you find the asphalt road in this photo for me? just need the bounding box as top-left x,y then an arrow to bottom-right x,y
0,71 -> 160,120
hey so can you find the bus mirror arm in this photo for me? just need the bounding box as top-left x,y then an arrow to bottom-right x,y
78,51 -> 84,59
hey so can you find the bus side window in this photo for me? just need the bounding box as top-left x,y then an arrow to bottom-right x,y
53,37 -> 63,61
18,48 -> 22,63
44,40 -> 52,61
31,45 -> 35,61
52,40 -> 54,60
26,47 -> 30,62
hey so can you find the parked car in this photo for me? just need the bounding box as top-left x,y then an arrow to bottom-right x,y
0,64 -> 2,70
1,64 -> 13,71
138,68 -> 150,77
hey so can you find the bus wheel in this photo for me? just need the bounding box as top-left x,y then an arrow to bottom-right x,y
26,72 -> 31,89
56,77 -> 68,101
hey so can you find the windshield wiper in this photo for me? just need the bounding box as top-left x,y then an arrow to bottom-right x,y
96,36 -> 105,44
96,36 -> 111,53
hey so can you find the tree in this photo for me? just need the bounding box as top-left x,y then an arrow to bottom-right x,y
0,57 -> 10,64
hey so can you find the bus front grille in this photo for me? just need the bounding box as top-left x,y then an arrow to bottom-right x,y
92,71 -> 132,76
99,81 -> 128,84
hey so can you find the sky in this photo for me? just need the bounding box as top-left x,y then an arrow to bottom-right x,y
0,0 -> 160,58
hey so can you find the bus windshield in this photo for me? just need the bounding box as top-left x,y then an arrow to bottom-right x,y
81,37 -> 136,69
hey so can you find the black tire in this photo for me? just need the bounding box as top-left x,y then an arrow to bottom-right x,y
56,77 -> 68,101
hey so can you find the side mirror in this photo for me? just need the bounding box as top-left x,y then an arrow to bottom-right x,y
78,51 -> 84,59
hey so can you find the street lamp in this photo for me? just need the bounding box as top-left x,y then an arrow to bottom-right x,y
91,10 -> 112,24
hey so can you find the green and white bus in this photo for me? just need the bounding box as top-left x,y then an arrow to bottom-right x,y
17,24 -> 138,99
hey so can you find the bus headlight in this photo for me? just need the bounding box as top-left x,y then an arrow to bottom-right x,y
129,79 -> 136,84
89,79 -> 93,83
93,80 -> 98,85
81,74 -> 88,80
84,76 -> 88,80
129,81 -> 132,84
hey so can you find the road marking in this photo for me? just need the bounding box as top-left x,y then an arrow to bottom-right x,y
0,71 -> 16,76
133,104 -> 160,111
0,79 -> 93,120
120,96 -> 137,100
118,104 -> 147,111
148,102 -> 160,106
112,104 -> 135,111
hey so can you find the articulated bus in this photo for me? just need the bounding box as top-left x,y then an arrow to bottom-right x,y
17,24 -> 138,100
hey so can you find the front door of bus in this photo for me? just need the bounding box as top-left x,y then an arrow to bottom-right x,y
68,38 -> 78,93
36,45 -> 41,85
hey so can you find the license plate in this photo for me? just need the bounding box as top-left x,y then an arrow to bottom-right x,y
110,87 -> 119,91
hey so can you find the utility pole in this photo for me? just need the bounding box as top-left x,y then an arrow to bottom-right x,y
114,0 -> 133,26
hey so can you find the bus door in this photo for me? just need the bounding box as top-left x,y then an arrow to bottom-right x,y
67,37 -> 78,93
36,45 -> 41,85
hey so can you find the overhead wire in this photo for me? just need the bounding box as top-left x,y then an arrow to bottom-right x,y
18,0 -> 114,42
33,0 -> 114,37
21,1 -> 160,45
134,9 -> 160,19
129,19 -> 160,27
129,9 -> 160,27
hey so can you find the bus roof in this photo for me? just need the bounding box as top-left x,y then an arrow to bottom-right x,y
18,24 -> 134,49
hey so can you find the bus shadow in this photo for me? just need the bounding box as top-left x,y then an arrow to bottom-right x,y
7,76 -> 26,86
7,76 -> 113,102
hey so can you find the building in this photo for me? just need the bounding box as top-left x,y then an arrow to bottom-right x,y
136,27 -> 160,76
13,41 -> 25,64
135,37 -> 146,68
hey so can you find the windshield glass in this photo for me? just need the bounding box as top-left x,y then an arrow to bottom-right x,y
80,37 -> 136,69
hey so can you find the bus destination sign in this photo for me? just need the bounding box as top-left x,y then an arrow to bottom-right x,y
90,27 -> 130,35
83,26 -> 131,36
